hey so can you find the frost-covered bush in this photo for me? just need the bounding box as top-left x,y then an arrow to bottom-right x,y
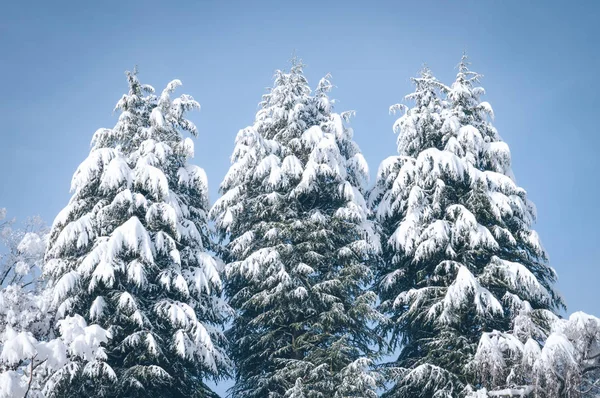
470,311 -> 600,397
0,210 -> 53,398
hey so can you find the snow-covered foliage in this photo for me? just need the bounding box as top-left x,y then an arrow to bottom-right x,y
0,211 -> 54,398
370,58 -> 563,397
470,311 -> 600,397
387,363 -> 463,398
3,56 -> 599,398
211,59 -> 383,397
43,71 -> 230,397
0,311 -> 111,398
0,211 -> 47,290
0,214 -> 105,398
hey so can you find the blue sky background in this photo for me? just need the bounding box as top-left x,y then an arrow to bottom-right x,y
1,0 -> 599,394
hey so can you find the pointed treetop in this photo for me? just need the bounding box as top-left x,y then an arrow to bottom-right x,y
412,64 -> 441,88
125,66 -> 142,96
289,51 -> 306,74
261,55 -> 311,113
455,52 -> 481,86
404,65 -> 447,108
458,51 -> 470,73
419,63 -> 433,79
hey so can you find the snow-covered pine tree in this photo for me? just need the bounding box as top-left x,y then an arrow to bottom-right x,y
43,71 -> 230,397
369,58 -> 562,397
211,59 -> 382,398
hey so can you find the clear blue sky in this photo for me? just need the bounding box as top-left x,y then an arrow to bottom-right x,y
1,0 -> 599,395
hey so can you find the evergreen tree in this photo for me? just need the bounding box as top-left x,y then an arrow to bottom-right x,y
43,71 -> 230,397
370,58 -> 562,397
211,59 -> 382,398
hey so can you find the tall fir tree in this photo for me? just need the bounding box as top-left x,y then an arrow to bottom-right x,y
369,58 -> 562,397
211,59 -> 382,398
44,71 -> 230,397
